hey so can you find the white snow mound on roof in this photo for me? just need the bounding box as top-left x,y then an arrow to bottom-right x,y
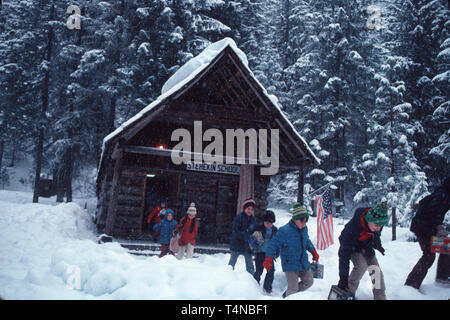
161,37 -> 248,95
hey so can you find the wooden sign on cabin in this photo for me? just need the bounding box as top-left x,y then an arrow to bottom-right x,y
95,38 -> 319,245
186,162 -> 240,175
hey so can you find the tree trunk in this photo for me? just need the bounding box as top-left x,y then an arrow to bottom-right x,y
108,98 -> 116,133
65,136 -> 73,203
392,207 -> 397,241
0,127 -> 5,171
33,4 -> 54,203
282,0 -> 291,69
0,111 -> 10,177
55,165 -> 65,202
0,140 -> 4,172
9,140 -> 16,167
389,80 -> 397,241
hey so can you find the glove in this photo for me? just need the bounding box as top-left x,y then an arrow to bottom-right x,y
338,277 -> 350,291
263,257 -> 273,272
311,249 -> 319,262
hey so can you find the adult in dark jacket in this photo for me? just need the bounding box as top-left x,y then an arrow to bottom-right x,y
249,210 -> 278,294
228,198 -> 257,275
337,202 -> 388,300
263,203 -> 319,298
405,177 -> 450,289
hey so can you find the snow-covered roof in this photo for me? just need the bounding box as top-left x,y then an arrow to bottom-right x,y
102,38 -> 244,148
97,38 -> 319,183
161,38 -> 248,95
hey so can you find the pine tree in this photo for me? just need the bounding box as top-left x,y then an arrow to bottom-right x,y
386,0 -> 449,185
0,1 -> 48,190
353,55 -> 428,225
429,27 -> 450,167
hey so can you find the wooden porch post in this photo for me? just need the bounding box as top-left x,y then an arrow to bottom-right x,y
105,148 -> 123,236
297,161 -> 304,204
236,164 -> 254,214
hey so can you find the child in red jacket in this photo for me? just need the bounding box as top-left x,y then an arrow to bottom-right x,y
147,199 -> 168,242
175,203 -> 198,259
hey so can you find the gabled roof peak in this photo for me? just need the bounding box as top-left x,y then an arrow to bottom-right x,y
161,38 -> 248,95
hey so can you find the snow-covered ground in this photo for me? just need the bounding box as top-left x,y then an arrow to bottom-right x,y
0,189 -> 448,300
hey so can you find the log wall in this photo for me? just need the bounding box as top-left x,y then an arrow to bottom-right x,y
96,155 -> 271,244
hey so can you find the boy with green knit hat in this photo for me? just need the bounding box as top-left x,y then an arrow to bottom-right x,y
263,202 -> 319,297
336,201 -> 389,300
292,202 -> 310,221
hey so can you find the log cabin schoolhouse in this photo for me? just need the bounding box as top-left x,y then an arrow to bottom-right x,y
95,38 -> 319,245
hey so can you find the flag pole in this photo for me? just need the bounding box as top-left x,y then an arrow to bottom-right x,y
308,181 -> 332,197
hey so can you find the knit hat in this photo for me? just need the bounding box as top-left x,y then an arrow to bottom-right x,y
242,198 -> 256,210
165,209 -> 174,216
161,198 -> 168,207
187,202 -> 197,215
365,202 -> 389,226
291,202 -> 309,221
264,210 -> 276,223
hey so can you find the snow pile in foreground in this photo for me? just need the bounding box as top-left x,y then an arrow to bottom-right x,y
0,195 -> 261,300
0,192 -> 448,300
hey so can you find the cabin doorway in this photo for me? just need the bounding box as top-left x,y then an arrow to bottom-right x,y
141,173 -> 179,233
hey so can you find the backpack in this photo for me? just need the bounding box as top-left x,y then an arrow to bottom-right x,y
179,216 -> 197,234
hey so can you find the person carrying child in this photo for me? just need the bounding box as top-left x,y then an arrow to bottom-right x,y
147,198 -> 168,242
228,198 -> 257,275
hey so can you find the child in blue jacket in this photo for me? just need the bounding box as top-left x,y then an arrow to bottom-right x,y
263,203 -> 319,298
153,209 -> 178,257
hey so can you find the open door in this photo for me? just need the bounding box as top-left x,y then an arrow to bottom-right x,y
141,173 -> 178,233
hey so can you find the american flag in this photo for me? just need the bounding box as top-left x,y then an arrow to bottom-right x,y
316,186 -> 334,250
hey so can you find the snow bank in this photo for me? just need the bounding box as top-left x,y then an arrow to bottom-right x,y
0,191 -> 448,300
0,192 -> 266,299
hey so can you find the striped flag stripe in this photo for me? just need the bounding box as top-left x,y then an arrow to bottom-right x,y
315,186 -> 334,250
